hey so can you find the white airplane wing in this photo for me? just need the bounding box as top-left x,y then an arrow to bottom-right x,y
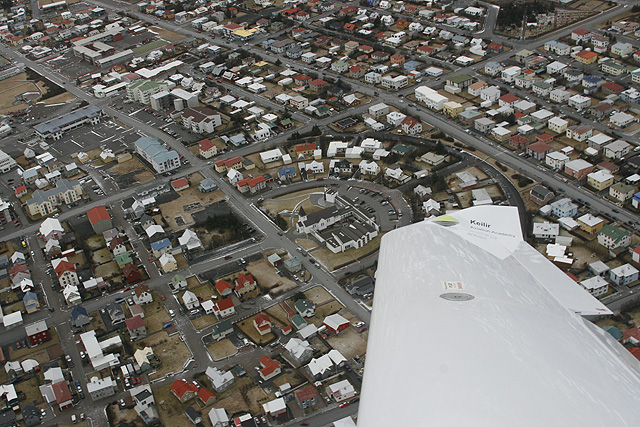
358,206 -> 640,427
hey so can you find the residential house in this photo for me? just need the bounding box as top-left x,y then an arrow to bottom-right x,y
598,224 -> 631,251
134,284 -> 153,305
125,315 -> 147,340
258,356 -> 281,381
171,380 -> 198,403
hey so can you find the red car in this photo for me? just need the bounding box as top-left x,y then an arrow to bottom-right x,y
148,257 -> 153,262
123,286 -> 131,291
161,294 -> 166,301
339,401 -> 352,408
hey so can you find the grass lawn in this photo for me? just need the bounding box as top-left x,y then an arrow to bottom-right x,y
91,248 -> 112,265
207,338 -> 237,361
305,287 -> 334,306
263,188 -> 325,219
94,260 -> 120,278
175,253 -> 189,270
190,283 -> 216,301
265,305 -> 291,327
4,300 -> 24,314
85,235 -> 106,251
272,370 -> 305,389
138,334 -> 191,380
247,257 -> 296,294
192,314 -> 217,330
247,386 -> 277,414
142,295 -> 171,333
237,317 -> 276,345
15,376 -> 43,405
87,311 -> 106,335
211,377 -> 274,413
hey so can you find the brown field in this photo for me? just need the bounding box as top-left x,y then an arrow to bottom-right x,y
247,257 -> 297,294
207,338 -> 238,361
263,188 -> 326,219
0,73 -> 43,114
159,184 -> 225,231
138,334 -> 191,380
142,295 -> 171,333
149,26 -> 189,42
325,325 -> 368,359
43,91 -> 76,104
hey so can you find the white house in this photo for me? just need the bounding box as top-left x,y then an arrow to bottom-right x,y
610,112 -> 636,128
182,290 -> 200,310
579,276 -> 609,297
610,264 -> 639,285
546,151 -> 569,170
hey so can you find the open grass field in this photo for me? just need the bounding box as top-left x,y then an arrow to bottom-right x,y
138,334 -> 191,380
158,184 -> 225,231
207,338 -> 238,361
247,257 -> 297,295
108,157 -> 155,184
263,188 -> 326,219
325,325 -> 368,359
142,295 -> 171,333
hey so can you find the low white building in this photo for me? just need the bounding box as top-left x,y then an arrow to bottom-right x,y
609,264 -> 639,285
610,112 -> 636,128
533,222 -> 560,240
579,276 -> 609,297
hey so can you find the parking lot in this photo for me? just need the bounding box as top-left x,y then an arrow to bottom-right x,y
47,117 -> 143,162
125,104 -> 199,146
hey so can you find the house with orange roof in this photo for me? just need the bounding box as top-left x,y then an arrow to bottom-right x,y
171,178 -> 189,192
574,50 -> 598,64
198,388 -> 215,405
214,156 -> 243,173
295,143 -> 316,157
236,176 -> 266,194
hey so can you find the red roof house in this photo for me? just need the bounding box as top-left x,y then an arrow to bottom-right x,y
253,313 -> 273,335
171,178 -> 189,191
52,381 -> 73,410
171,379 -> 199,403
87,206 -> 112,234
258,356 -> 281,381
198,388 -> 216,405
215,280 -> 233,296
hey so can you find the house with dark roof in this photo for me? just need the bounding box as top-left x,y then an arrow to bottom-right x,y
107,302 -> 125,324
71,305 -> 91,328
